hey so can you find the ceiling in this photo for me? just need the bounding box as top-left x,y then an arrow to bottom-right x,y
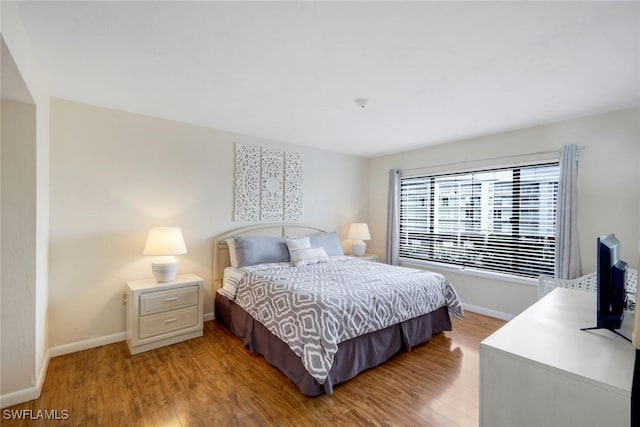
15,1 -> 640,158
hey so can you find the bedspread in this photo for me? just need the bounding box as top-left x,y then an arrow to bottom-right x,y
231,256 -> 463,383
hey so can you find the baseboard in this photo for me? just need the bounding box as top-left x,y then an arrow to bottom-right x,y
463,303 -> 514,321
49,332 -> 126,358
45,313 -> 216,359
0,385 -> 40,409
0,349 -> 50,409
3,330 -> 127,408
3,304 -> 501,408
7,317 -> 216,407
36,349 -> 50,393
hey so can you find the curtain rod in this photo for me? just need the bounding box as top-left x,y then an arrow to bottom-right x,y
400,146 -> 584,174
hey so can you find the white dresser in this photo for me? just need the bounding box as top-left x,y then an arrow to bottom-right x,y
125,273 -> 204,355
480,288 -> 634,427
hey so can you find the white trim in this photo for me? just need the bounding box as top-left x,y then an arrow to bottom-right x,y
1,303 -> 509,409
3,315 -> 228,409
36,349 -> 50,394
0,350 -> 50,409
400,258 -> 538,287
401,151 -> 562,178
41,312 -> 215,360
0,385 -> 40,409
463,302 -> 514,321
49,332 -> 125,358
47,312 -> 216,358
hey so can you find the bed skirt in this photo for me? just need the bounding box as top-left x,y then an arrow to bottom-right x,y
214,292 -> 452,396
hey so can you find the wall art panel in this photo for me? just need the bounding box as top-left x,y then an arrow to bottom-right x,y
234,144 -> 260,221
284,152 -> 303,221
260,149 -> 285,221
234,144 -> 303,221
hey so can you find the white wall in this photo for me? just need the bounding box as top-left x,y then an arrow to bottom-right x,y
368,108 -> 640,318
49,98 -> 368,348
1,99 -> 37,396
0,1 -> 50,408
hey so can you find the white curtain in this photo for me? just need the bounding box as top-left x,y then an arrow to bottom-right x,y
555,144 -> 582,279
386,169 -> 401,265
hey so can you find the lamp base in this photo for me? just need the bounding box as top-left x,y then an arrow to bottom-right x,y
352,241 -> 366,257
151,256 -> 178,282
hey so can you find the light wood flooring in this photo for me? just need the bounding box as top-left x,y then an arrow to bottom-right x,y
3,312 -> 505,426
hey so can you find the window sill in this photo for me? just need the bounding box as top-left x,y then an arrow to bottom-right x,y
399,258 -> 538,287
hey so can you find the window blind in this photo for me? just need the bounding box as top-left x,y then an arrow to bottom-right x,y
399,162 -> 559,278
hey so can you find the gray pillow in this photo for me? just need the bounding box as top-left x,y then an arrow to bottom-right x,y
309,232 -> 344,256
233,236 -> 290,267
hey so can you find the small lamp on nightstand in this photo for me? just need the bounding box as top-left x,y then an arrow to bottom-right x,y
348,223 -> 371,257
143,227 -> 187,282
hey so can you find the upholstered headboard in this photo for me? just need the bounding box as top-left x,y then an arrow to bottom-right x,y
212,223 -> 327,291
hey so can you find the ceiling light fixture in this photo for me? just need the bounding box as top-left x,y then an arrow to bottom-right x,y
355,98 -> 369,109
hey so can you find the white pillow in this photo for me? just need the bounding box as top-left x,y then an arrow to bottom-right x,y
286,236 -> 311,253
226,238 -> 238,267
290,247 -> 330,267
219,267 -> 243,300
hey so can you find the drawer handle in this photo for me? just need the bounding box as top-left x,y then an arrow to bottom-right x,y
164,319 -> 177,324
164,297 -> 178,302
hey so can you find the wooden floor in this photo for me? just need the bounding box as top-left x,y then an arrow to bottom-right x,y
3,312 -> 505,427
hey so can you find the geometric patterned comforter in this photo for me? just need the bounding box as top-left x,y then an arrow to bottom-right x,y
227,256 -> 463,384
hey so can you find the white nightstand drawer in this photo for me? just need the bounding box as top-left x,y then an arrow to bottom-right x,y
126,274 -> 204,355
138,306 -> 199,339
139,285 -> 198,315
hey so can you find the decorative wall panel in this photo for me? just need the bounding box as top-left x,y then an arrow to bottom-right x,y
260,149 -> 284,221
234,144 -> 303,221
284,152 -> 304,221
234,144 -> 260,221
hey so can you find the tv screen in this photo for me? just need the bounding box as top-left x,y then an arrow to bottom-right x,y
596,234 -> 627,330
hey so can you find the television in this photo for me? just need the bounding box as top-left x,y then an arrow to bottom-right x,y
582,234 -> 629,341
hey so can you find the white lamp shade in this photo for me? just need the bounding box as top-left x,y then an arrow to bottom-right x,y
348,223 -> 371,241
143,227 -> 187,256
349,223 -> 371,257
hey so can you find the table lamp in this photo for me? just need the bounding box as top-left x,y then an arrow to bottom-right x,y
143,227 -> 187,282
348,223 -> 371,257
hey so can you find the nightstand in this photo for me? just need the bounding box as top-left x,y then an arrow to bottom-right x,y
349,253 -> 380,262
125,273 -> 204,355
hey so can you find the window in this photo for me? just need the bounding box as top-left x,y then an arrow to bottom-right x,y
399,163 -> 559,278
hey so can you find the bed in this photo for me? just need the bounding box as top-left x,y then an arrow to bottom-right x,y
213,223 -> 463,396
